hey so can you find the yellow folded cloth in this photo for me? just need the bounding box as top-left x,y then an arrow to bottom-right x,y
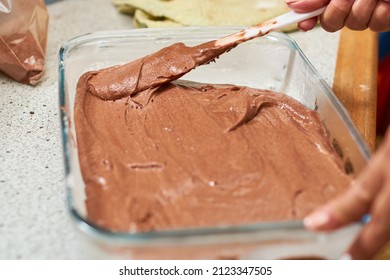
113,0 -> 296,31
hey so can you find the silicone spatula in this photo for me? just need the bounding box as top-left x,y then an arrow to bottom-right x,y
216,7 -> 326,47
89,7 -> 327,100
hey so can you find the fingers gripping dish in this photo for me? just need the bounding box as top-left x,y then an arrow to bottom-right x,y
74,39 -> 352,232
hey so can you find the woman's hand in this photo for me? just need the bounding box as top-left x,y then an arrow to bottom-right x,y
286,0 -> 390,32
304,128 -> 390,259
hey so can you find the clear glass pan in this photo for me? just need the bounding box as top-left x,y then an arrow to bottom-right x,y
59,27 -> 370,259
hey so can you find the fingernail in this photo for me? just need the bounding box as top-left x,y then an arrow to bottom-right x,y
297,25 -> 308,32
285,0 -> 299,3
339,253 -> 352,260
303,211 -> 330,228
362,214 -> 371,223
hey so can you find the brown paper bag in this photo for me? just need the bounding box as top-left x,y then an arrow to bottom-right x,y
0,0 -> 49,85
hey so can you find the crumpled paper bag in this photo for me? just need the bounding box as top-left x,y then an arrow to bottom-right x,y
112,0 -> 295,31
0,0 -> 49,85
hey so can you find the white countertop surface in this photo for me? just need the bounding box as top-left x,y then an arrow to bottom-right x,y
0,0 -> 339,259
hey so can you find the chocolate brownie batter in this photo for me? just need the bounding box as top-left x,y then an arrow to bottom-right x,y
75,76 -> 351,232
86,40 -> 234,101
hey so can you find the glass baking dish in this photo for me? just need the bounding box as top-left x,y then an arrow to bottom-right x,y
59,27 -> 370,259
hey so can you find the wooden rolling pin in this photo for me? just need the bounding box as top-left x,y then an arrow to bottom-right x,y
333,28 -> 378,151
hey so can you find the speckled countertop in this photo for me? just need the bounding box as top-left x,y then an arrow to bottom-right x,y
0,0 -> 339,259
